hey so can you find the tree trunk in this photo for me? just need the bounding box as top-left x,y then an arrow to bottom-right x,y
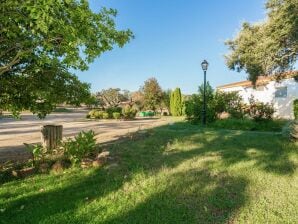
41,125 -> 63,150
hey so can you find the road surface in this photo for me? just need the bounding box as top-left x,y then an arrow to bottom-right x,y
0,112 -> 170,163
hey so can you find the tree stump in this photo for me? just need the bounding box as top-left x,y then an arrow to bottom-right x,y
41,125 -> 63,150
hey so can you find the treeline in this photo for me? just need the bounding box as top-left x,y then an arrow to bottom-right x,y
87,78 -> 185,117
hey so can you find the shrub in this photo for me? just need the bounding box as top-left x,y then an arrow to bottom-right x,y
102,112 -> 109,119
122,105 -> 137,119
163,112 -> 168,116
184,94 -> 201,123
211,118 -> 286,132
184,93 -> 217,124
61,130 -> 96,165
113,112 -> 121,119
294,99 -> 298,119
170,88 -> 183,116
24,143 -> 45,165
214,91 -> 245,119
282,120 -> 298,140
95,111 -> 104,119
106,107 -> 122,118
88,109 -> 104,119
247,97 -> 275,121
88,109 -> 97,118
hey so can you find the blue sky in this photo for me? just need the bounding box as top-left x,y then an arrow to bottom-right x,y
76,0 -> 267,94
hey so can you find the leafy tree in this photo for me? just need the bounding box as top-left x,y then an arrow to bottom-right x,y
0,0 -> 133,117
161,89 -> 171,113
170,88 -> 183,116
142,78 -> 163,111
184,82 -> 216,123
131,91 -> 145,111
225,23 -> 267,83
225,0 -> 298,83
214,91 -> 245,119
96,88 -> 128,108
0,63 -> 91,118
85,94 -> 102,109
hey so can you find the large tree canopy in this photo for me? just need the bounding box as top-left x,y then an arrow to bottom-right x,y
96,88 -> 129,108
142,78 -> 163,111
0,0 -> 133,117
225,0 -> 298,82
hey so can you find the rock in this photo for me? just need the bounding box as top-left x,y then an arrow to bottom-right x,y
39,162 -> 50,173
12,167 -> 35,178
92,159 -> 105,168
51,161 -> 64,173
97,151 -> 110,159
80,158 -> 93,169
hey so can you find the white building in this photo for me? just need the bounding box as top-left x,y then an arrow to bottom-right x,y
217,72 -> 298,119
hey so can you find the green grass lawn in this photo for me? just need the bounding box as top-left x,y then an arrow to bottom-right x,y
209,118 -> 287,132
0,122 -> 297,223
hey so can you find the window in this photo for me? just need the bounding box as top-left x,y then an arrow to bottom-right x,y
275,87 -> 287,98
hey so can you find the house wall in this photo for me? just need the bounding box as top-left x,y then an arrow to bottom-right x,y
219,78 -> 298,119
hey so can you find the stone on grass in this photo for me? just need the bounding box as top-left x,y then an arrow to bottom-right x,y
39,162 -> 50,173
51,160 -> 69,173
12,167 -> 35,178
92,159 -> 105,168
97,151 -> 110,159
81,158 -> 93,169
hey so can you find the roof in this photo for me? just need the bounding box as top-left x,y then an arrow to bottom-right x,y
217,71 -> 297,90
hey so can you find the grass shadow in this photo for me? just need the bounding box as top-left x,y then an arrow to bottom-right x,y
0,121 -> 296,223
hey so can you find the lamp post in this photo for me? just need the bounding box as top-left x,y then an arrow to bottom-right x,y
201,60 -> 209,125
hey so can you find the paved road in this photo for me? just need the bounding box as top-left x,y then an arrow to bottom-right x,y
0,112 -> 170,163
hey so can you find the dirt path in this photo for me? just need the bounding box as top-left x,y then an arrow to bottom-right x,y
0,112 -> 171,163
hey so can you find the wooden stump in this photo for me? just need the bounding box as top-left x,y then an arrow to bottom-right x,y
41,125 -> 63,150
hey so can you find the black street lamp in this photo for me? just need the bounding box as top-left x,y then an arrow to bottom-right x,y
201,60 -> 209,125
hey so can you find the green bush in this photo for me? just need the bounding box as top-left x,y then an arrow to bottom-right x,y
88,109 -> 97,118
214,91 -> 245,119
170,88 -> 183,116
102,112 -> 109,119
113,112 -> 121,119
88,109 -> 106,119
106,107 -> 122,118
61,130 -> 96,165
94,111 -> 104,119
247,97 -> 275,121
24,143 -> 45,165
211,118 -> 286,132
294,99 -> 298,119
184,94 -> 201,123
184,93 -> 217,124
122,105 -> 137,119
